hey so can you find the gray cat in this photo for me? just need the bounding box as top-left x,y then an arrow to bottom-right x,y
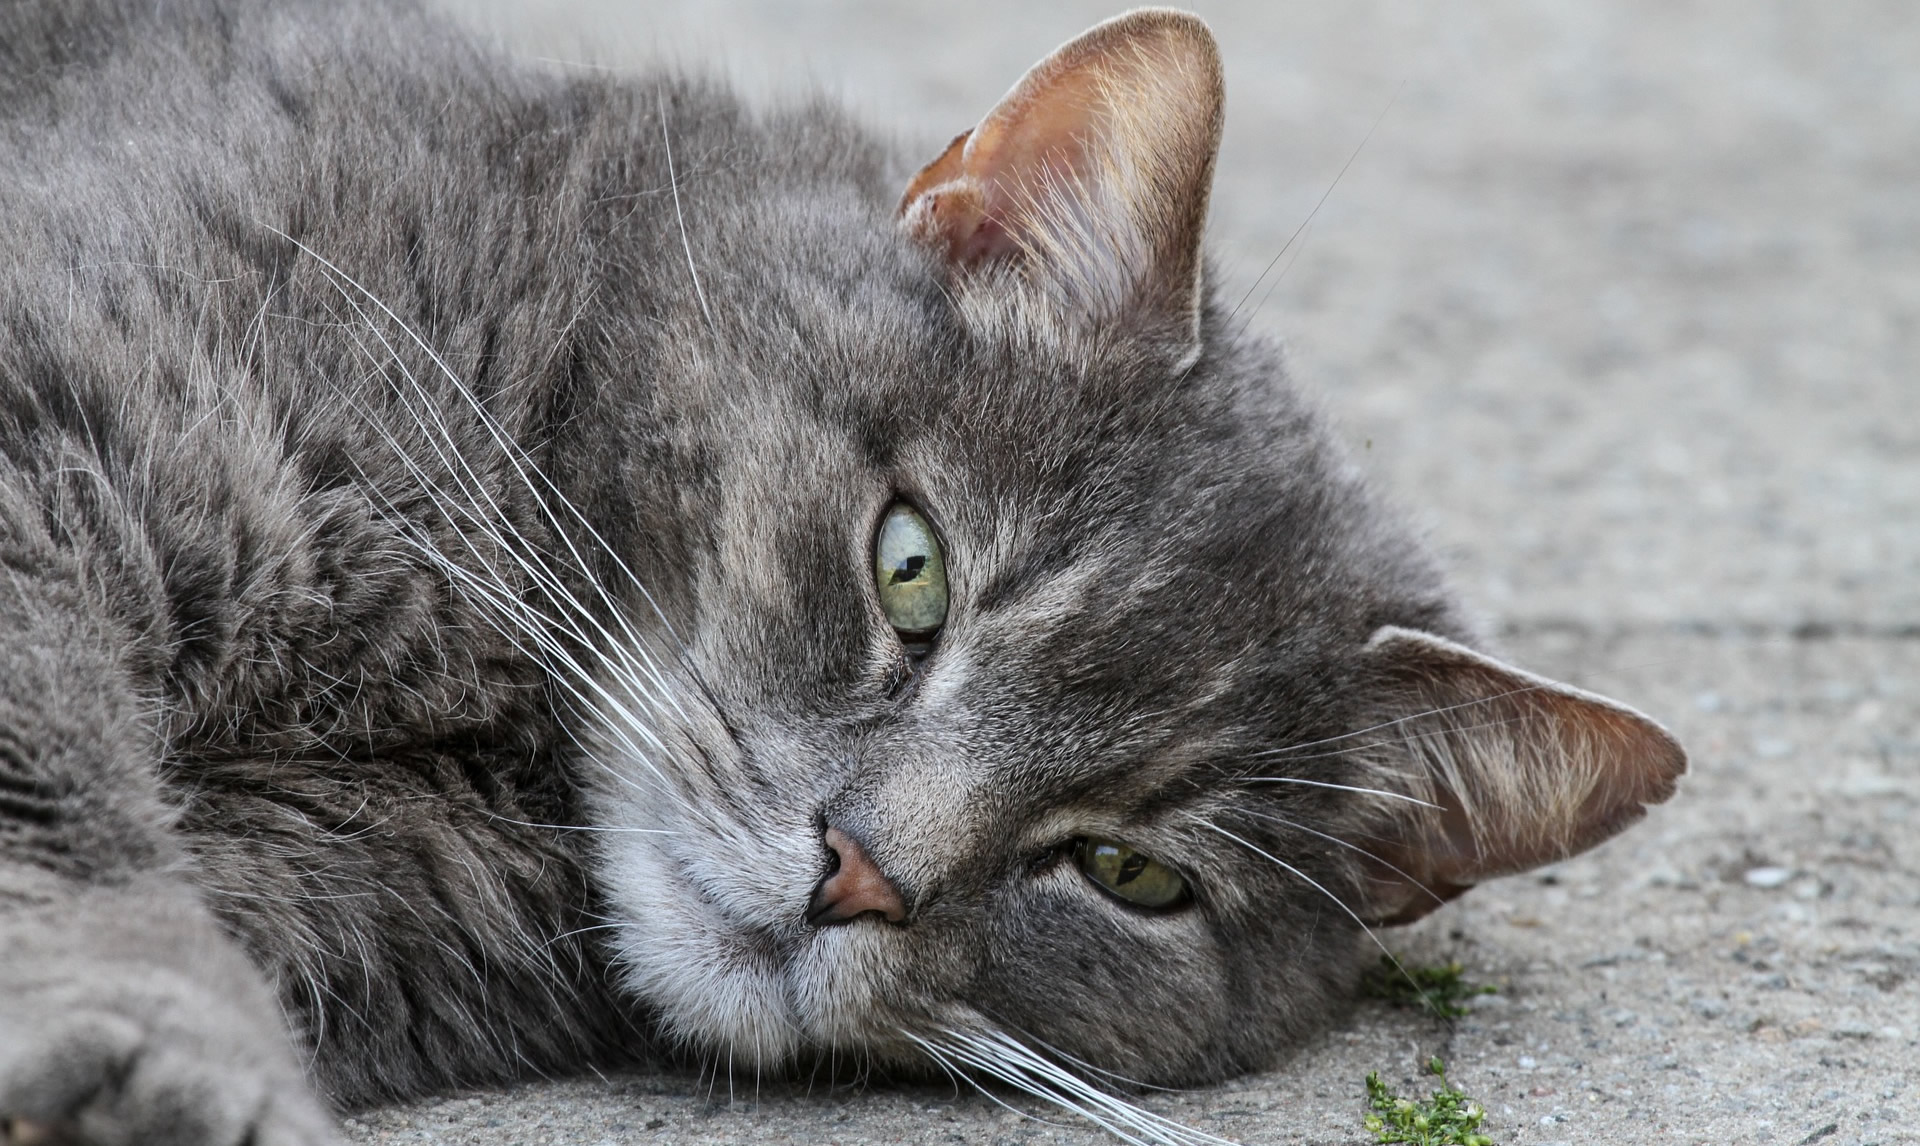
0,2 -> 1686,1143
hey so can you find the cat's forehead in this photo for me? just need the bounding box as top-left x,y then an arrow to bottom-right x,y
667,196 -> 1417,699
702,286 -> 1374,634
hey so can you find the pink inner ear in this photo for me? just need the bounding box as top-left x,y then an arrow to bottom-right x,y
899,66 -> 1105,270
899,131 -> 994,266
894,9 -> 1223,333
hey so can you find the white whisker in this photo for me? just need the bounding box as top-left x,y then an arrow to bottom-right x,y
278,246 -> 728,832
1236,775 -> 1439,807
1197,820 -> 1446,1018
266,221 -> 689,657
1227,807 -> 1445,912
481,813 -> 675,836
657,87 -> 716,334
909,1028 -> 1240,1146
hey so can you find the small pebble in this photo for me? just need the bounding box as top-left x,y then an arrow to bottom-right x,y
1743,866 -> 1793,888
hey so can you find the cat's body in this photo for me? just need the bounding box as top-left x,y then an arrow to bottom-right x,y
0,3 -> 1684,1144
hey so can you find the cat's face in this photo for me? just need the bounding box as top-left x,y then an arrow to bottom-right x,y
589,299 -> 1414,1082
577,11 -> 1684,1087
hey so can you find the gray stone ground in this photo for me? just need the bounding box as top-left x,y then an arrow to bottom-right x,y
347,2 -> 1920,1143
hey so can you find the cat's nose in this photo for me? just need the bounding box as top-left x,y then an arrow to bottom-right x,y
806,825 -> 908,926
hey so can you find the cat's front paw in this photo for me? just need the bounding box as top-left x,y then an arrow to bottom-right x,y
0,998 -> 339,1146
0,878 -> 340,1146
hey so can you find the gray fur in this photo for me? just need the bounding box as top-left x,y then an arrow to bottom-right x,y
0,3 -> 1681,1143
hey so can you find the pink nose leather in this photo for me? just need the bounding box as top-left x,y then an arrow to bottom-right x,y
806,826 -> 908,926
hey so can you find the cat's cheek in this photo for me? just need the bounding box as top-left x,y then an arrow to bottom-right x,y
964,868 -> 1229,1075
595,846 -> 805,1059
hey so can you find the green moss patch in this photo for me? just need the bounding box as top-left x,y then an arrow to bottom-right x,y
1360,956 -> 1498,1019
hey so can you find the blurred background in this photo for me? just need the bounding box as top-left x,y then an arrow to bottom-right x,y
435,0 -> 1919,636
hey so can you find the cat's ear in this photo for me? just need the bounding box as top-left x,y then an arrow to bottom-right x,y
897,9 -> 1224,346
1353,626 -> 1686,926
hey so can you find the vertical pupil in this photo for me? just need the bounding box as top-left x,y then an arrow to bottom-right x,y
1115,852 -> 1149,885
890,554 -> 927,585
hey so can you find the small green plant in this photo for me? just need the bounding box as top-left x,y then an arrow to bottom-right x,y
1360,955 -> 1497,1019
1363,1057 -> 1493,1146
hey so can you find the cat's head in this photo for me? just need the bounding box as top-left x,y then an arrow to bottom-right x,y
576,9 -> 1684,1090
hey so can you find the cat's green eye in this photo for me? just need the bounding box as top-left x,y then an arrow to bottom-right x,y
1073,838 -> 1188,910
873,503 -> 948,639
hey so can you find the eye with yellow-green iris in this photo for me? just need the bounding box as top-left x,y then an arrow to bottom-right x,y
873,503 -> 948,639
1074,837 -> 1188,910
